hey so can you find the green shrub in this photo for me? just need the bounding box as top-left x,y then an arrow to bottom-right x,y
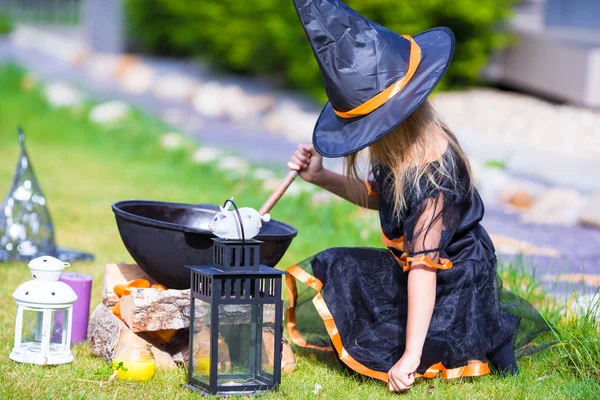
0,14 -> 13,35
125,0 -> 516,101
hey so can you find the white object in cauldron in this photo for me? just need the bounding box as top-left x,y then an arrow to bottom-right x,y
10,256 -> 77,365
209,201 -> 270,240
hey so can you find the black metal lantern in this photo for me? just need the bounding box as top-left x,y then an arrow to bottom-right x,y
186,201 -> 286,397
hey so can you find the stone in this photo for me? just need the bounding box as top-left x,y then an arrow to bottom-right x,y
102,263 -> 157,307
223,85 -> 252,122
541,273 -> 600,288
489,234 -> 559,257
578,195 -> 600,228
262,102 -> 318,142
153,74 -> 199,102
521,188 -> 582,226
44,83 -> 84,109
218,156 -> 250,175
192,82 -> 227,118
505,190 -> 535,210
89,101 -> 130,125
119,63 -> 155,94
160,132 -> 185,150
251,168 -> 276,181
119,288 -> 191,332
192,147 -> 221,164
474,166 -> 511,205
86,53 -> 122,82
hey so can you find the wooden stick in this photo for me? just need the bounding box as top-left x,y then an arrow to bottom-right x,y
258,170 -> 299,215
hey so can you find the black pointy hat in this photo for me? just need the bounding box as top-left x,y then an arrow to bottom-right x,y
293,0 -> 455,157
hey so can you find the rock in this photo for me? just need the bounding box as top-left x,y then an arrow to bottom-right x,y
218,156 -> 250,174
119,288 -> 191,332
153,74 -> 199,102
505,190 -> 535,210
489,234 -> 559,257
192,147 -> 221,164
192,82 -> 227,118
119,63 -> 155,94
89,101 -> 130,124
160,132 -> 185,150
86,53 -> 122,82
44,83 -> 84,108
223,85 -> 252,122
578,195 -> 600,228
263,102 -> 318,142
473,166 -> 511,205
521,188 -> 583,226
541,273 -> 600,288
252,168 -> 277,181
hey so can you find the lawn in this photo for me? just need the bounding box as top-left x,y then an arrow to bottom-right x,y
0,64 -> 598,399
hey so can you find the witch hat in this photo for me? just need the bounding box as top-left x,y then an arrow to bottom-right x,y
293,0 -> 455,157
0,127 -> 94,263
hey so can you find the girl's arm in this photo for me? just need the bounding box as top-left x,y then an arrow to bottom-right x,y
387,263 -> 436,392
388,195 -> 444,392
288,144 -> 378,210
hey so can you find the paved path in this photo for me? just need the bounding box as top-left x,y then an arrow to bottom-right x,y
0,35 -> 598,300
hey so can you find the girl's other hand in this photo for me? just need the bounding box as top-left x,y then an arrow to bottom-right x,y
287,144 -> 323,183
387,352 -> 420,392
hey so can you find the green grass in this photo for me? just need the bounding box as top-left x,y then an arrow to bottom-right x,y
0,65 -> 599,399
0,14 -> 13,35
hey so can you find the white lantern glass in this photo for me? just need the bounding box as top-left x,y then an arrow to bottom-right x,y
10,256 -> 77,365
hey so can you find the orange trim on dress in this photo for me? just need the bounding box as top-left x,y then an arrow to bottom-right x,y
333,35 -> 422,119
381,232 -> 453,272
285,264 -> 490,382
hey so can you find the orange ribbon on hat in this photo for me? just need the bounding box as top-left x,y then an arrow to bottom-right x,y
111,279 -> 177,344
332,35 -> 422,119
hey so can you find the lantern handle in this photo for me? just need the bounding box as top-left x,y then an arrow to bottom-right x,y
222,198 -> 245,245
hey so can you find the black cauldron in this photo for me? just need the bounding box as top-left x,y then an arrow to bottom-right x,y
112,200 -> 298,289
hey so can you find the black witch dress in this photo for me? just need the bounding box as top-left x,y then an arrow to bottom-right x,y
285,151 -> 550,381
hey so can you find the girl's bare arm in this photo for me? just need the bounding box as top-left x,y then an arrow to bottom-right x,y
288,144 -> 378,210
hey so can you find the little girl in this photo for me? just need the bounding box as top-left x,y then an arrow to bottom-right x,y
285,0 -> 549,392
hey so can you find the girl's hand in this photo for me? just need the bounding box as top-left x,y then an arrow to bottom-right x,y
388,352 -> 420,392
287,144 -> 323,183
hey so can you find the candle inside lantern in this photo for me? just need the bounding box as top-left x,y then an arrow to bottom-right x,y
194,355 -> 211,375
58,273 -> 92,343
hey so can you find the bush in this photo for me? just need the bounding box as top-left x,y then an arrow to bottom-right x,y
0,14 -> 13,35
125,0 -> 516,101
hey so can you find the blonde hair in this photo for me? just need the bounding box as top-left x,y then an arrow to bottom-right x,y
345,100 -> 472,218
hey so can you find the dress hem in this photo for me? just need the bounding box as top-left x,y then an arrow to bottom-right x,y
285,263 -> 491,382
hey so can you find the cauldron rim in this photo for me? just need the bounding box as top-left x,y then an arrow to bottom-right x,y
111,200 -> 298,239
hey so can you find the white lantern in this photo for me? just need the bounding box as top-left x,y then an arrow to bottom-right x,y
10,256 -> 77,365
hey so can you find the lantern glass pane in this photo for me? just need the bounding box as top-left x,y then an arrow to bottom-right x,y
51,310 -> 68,347
190,299 -> 211,385
260,303 -> 276,377
217,303 -> 275,387
21,309 -> 42,344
